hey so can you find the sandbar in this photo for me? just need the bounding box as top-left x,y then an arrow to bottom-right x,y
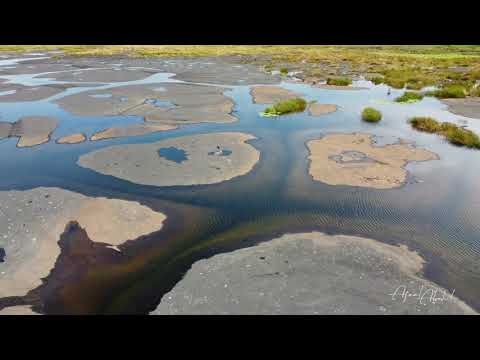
307,133 -> 438,189
78,132 -> 260,187
152,232 -> 476,315
0,187 -> 167,314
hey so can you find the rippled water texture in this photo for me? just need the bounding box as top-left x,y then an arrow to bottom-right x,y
1,56 -> 479,313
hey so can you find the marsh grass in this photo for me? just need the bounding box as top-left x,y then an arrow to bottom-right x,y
426,83 -> 469,98
263,98 -> 307,116
280,67 -> 289,76
326,77 -> 352,86
409,117 -> 480,149
395,91 -> 424,103
361,107 -> 382,122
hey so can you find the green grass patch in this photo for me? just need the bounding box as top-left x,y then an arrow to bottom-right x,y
409,117 -> 480,149
263,98 -> 307,116
371,77 -> 384,85
361,107 -> 382,122
279,67 -> 289,75
409,117 -> 442,133
326,77 -> 352,86
395,91 -> 424,103
426,84 -> 468,98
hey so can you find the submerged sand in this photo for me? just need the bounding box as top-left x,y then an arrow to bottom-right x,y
78,132 -> 260,187
250,85 -> 303,104
307,133 -> 438,189
152,232 -> 476,315
308,103 -> 338,116
0,117 -> 58,147
0,187 -> 166,314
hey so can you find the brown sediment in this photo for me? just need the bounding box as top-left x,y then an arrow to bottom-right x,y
37,68 -> 157,83
55,83 -> 237,125
3,116 -> 58,147
307,133 -> 439,189
308,103 -> 338,116
0,187 -> 167,314
0,121 -> 12,139
90,124 -> 176,141
441,97 -> 480,120
250,85 -> 303,104
56,133 -> 87,144
78,132 -> 260,187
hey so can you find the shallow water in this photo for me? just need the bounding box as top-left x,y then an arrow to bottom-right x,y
1,61 -> 479,314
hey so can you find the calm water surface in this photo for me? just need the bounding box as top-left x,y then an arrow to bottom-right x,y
1,65 -> 479,313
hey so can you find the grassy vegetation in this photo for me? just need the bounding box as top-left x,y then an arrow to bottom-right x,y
326,77 -> 352,86
426,84 -> 468,98
263,98 -> 307,116
280,67 -> 289,76
409,117 -> 480,149
2,45 -> 480,93
361,107 -> 382,122
395,91 -> 424,103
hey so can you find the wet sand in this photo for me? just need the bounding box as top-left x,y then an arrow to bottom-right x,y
56,83 -> 236,125
250,85 -> 303,104
90,124 -> 176,141
441,98 -> 480,120
0,84 -> 70,102
152,232 -> 476,315
78,132 -> 260,187
0,187 -> 166,314
308,103 -> 338,116
56,133 -> 86,144
307,133 -> 439,189
1,117 -> 58,147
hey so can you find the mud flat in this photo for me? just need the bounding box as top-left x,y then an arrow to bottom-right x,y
0,84 -> 70,102
37,68 -> 157,83
152,232 -> 476,315
0,117 -> 58,147
56,133 -> 86,144
307,133 -> 438,189
441,98 -> 480,120
90,124 -> 176,141
56,83 -> 236,125
250,85 -> 303,104
308,103 -> 338,116
0,187 -> 166,314
78,132 -> 260,187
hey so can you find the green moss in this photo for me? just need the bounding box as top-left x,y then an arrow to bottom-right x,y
263,98 -> 307,116
409,117 -> 480,149
395,91 -> 424,103
326,77 -> 352,86
361,107 -> 382,122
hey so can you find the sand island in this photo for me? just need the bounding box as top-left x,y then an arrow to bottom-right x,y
152,232 -> 476,315
0,187 -> 167,314
78,132 -> 260,187
307,133 -> 438,189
